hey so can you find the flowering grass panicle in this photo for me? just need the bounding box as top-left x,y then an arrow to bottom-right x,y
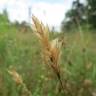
32,15 -> 64,93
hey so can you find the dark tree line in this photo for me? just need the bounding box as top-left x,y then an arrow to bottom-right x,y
61,0 -> 96,32
87,0 -> 96,28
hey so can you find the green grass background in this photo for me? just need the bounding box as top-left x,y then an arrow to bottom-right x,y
0,22 -> 96,96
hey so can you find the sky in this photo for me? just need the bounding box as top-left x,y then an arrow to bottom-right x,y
0,0 -> 85,30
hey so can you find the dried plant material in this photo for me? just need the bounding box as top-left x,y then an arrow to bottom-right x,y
8,68 -> 32,96
86,62 -> 93,70
8,69 -> 23,85
32,15 -> 64,70
32,15 -> 49,43
51,38 -> 61,49
92,91 -> 96,96
83,79 -> 92,88
50,38 -> 63,62
32,15 -> 65,93
32,15 -> 64,64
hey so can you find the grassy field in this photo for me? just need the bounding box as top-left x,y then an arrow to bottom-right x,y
0,21 -> 96,96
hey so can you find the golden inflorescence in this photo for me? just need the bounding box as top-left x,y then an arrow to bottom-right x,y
32,15 -> 64,92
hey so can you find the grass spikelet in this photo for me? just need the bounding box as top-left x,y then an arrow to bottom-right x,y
8,68 -> 23,85
8,68 -> 32,96
32,15 -> 50,55
32,15 -> 65,93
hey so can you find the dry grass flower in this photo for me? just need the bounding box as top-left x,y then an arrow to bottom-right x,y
8,68 -> 23,85
32,15 -> 65,93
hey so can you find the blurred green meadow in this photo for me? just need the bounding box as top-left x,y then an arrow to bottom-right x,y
0,11 -> 96,96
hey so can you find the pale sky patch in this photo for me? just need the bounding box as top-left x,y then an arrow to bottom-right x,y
0,0 -> 85,30
32,2 -> 70,29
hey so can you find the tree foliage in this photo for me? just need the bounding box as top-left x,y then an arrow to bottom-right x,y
87,0 -> 96,28
61,0 -> 96,32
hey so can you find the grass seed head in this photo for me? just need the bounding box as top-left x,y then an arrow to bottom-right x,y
32,15 -> 64,75
8,68 -> 23,85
